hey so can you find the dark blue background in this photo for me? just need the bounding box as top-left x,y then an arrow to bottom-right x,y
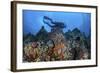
23,10 -> 91,37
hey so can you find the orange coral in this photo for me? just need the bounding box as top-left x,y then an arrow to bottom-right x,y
53,43 -> 65,59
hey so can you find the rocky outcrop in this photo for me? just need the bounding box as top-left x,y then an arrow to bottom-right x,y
23,16 -> 90,62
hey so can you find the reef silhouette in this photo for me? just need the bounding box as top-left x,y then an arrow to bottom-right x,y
23,16 -> 90,62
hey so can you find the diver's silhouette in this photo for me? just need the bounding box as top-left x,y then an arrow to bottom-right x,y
43,16 -> 66,28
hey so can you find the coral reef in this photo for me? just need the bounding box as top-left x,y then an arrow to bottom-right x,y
23,16 -> 90,62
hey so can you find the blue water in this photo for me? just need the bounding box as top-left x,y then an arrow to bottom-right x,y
23,10 -> 91,37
